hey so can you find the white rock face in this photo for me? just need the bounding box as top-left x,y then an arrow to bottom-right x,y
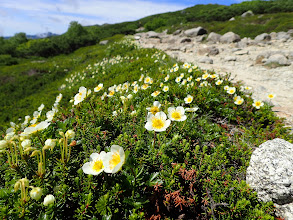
246,138 -> 293,220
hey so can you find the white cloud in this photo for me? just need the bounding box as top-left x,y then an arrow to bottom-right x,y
0,0 -> 192,36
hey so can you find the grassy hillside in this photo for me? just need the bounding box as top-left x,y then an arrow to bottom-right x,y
0,36 -> 292,219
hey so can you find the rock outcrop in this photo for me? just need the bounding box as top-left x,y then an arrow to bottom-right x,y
246,138 -> 293,220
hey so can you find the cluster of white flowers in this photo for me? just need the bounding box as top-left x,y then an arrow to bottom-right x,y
82,145 -> 125,175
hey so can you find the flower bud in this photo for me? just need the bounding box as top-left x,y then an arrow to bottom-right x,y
30,187 -> 42,200
24,147 -> 34,153
0,140 -> 8,149
69,140 -> 76,147
21,139 -> 31,149
14,181 -> 21,191
31,150 -> 40,157
65,130 -> 75,139
44,139 -> 56,150
20,177 -> 29,187
43,194 -> 55,206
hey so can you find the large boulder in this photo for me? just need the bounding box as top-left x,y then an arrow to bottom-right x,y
246,138 -> 293,220
241,10 -> 254,17
173,29 -> 182,35
206,32 -> 221,43
220,32 -> 241,44
184,27 -> 207,37
254,33 -> 271,42
265,54 -> 291,66
276,32 -> 291,41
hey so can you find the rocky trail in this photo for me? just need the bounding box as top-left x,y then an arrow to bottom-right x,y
135,28 -> 293,132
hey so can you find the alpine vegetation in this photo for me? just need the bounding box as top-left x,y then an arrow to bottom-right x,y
0,37 -> 292,219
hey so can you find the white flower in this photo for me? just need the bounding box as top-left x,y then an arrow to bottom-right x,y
146,101 -> 161,115
30,187 -> 42,200
227,87 -> 236,94
43,194 -> 55,206
168,107 -> 187,121
184,95 -> 193,104
145,112 -> 171,132
224,85 -> 230,90
252,100 -> 264,109
151,91 -> 160,97
215,80 -> 223,85
163,86 -> 169,92
175,77 -> 181,83
74,86 -> 87,105
202,73 -> 210,80
144,76 -> 152,84
113,111 -> 118,116
44,139 -> 56,150
21,121 -> 50,136
141,84 -> 149,90
127,94 -> 133,100
103,145 -> 125,174
65,130 -> 75,139
82,152 -> 107,175
267,93 -> 276,99
130,110 -> 137,116
164,75 -> 170,82
234,97 -> 244,105
185,107 -> 199,112
94,83 -> 103,92
46,110 -> 55,122
21,139 -> 31,149
38,104 -> 45,112
55,93 -> 63,103
0,140 -> 8,149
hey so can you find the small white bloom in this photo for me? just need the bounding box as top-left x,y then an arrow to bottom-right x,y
65,130 -> 75,139
30,187 -> 42,200
82,152 -> 107,175
21,139 -> 31,149
103,145 -> 125,174
168,107 -> 187,122
184,95 -> 193,104
43,194 -> 55,206
146,101 -> 161,115
145,112 -> 171,132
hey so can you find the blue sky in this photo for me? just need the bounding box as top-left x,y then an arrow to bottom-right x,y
0,0 -> 247,36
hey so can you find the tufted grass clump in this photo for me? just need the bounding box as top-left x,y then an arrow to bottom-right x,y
0,37 -> 292,219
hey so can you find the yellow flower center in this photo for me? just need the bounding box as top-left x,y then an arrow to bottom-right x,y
150,106 -> 159,115
93,160 -> 104,172
109,152 -> 121,170
152,118 -> 164,129
187,97 -> 192,103
171,112 -> 181,120
109,91 -> 115,96
268,94 -> 274,99
255,101 -> 261,107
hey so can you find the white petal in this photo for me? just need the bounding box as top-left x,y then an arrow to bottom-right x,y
145,122 -> 153,131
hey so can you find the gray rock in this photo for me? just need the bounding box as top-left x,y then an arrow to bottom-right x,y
241,10 -> 254,17
206,32 -> 221,43
225,56 -> 237,61
220,32 -> 241,44
265,54 -> 291,66
173,29 -> 182,35
199,57 -> 213,64
195,35 -> 206,42
184,27 -> 207,37
277,32 -> 291,41
146,31 -> 160,38
234,50 -> 249,55
246,138 -> 293,220
270,32 -> 277,40
197,46 -> 219,56
255,33 -> 271,42
99,40 -> 109,45
180,38 -> 192,43
287,29 -> 293,34
229,17 -> 235,21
